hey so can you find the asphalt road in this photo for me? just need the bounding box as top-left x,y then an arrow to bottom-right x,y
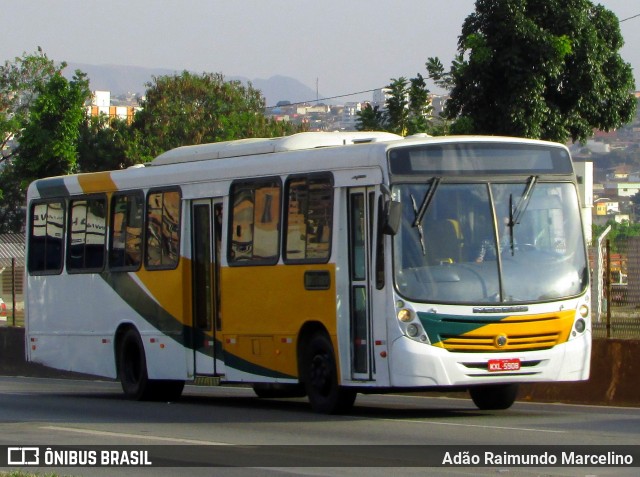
1,376 -> 639,476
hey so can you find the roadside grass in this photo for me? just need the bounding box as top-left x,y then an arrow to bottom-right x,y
1,473 -> 61,477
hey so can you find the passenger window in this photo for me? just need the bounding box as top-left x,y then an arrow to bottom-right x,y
284,174 -> 333,263
110,192 -> 144,270
67,196 -> 107,272
145,189 -> 181,269
228,178 -> 281,265
28,200 -> 65,275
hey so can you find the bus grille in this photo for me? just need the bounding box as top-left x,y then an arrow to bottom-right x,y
439,332 -> 562,352
420,310 -> 575,353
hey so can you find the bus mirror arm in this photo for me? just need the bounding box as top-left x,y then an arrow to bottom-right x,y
382,200 -> 402,235
379,183 -> 401,235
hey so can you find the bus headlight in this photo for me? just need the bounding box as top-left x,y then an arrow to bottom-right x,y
575,318 -> 586,334
406,324 -> 419,337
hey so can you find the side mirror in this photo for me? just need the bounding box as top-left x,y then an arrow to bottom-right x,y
382,200 -> 402,235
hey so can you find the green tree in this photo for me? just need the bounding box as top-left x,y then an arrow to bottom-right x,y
407,74 -> 432,135
1,49 -> 62,231
77,115 -> 139,172
0,48 -> 62,167
0,163 -> 27,233
385,77 -> 410,135
427,0 -> 636,143
356,75 -> 432,135
356,103 -> 385,131
593,220 -> 640,253
131,71 -> 299,161
13,70 -> 91,183
0,52 -> 89,233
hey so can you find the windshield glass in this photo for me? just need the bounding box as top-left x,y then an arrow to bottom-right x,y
393,181 -> 588,304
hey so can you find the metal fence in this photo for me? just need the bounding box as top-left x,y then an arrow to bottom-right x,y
591,234 -> 640,339
0,257 -> 24,327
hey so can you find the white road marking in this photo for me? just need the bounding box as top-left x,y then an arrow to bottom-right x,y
41,425 -> 230,445
374,417 -> 566,433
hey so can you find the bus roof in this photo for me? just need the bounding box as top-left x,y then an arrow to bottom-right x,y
150,131 -> 403,166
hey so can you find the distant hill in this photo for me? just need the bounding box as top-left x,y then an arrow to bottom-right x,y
63,63 -> 322,106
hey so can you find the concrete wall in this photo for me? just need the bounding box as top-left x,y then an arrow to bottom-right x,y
1,327 -> 638,406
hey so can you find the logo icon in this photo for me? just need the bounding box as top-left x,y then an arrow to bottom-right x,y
494,334 -> 508,348
8,447 -> 40,465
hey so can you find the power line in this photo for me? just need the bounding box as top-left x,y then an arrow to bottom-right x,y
266,88 -> 382,109
620,13 -> 640,22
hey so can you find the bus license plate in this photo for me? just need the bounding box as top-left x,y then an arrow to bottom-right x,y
488,358 -> 520,372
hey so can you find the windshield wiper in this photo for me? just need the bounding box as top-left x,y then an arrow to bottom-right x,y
508,175 -> 538,254
410,178 -> 441,257
413,177 -> 441,228
410,194 -> 426,256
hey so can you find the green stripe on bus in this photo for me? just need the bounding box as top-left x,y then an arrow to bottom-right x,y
417,312 -> 507,346
35,177 -> 70,198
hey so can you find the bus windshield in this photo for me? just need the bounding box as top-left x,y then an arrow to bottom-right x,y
393,181 -> 588,304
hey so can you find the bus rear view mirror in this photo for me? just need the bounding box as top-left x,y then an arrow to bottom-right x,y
382,200 -> 402,236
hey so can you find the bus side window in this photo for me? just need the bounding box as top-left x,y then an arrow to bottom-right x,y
67,196 -> 107,272
110,192 -> 144,270
228,178 -> 281,265
28,200 -> 65,275
284,174 -> 333,263
145,188 -> 181,270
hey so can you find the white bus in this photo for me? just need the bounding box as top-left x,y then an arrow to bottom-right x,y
25,132 -> 591,413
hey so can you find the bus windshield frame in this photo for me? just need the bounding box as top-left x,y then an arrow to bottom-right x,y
388,142 -> 588,306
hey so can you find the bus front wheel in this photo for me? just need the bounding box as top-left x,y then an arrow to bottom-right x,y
303,334 -> 356,414
469,383 -> 519,410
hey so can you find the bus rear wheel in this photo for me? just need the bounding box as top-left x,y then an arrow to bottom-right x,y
118,328 -> 184,402
469,383 -> 519,410
303,334 -> 356,414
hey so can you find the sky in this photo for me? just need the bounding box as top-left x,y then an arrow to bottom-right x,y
3,0 -> 640,103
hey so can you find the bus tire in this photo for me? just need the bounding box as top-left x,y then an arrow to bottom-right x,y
303,334 -> 356,414
253,383 -> 306,399
118,328 -> 152,401
469,383 -> 519,410
118,329 -> 185,402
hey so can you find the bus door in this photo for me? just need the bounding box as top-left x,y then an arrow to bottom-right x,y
348,187 -> 377,381
191,199 -> 223,376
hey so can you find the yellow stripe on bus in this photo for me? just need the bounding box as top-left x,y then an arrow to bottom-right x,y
77,172 -> 118,194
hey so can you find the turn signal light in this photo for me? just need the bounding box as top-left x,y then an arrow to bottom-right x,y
397,309 -> 412,322
579,304 -> 589,318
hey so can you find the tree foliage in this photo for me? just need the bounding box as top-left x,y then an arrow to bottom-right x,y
130,71 -> 299,161
77,115 -> 136,172
427,0 -> 637,143
384,77 -> 410,135
1,48 -> 62,166
0,54 -> 90,233
593,220 -> 640,253
356,104 -> 385,131
356,75 -> 432,135
407,74 -> 432,135
13,70 -> 91,183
